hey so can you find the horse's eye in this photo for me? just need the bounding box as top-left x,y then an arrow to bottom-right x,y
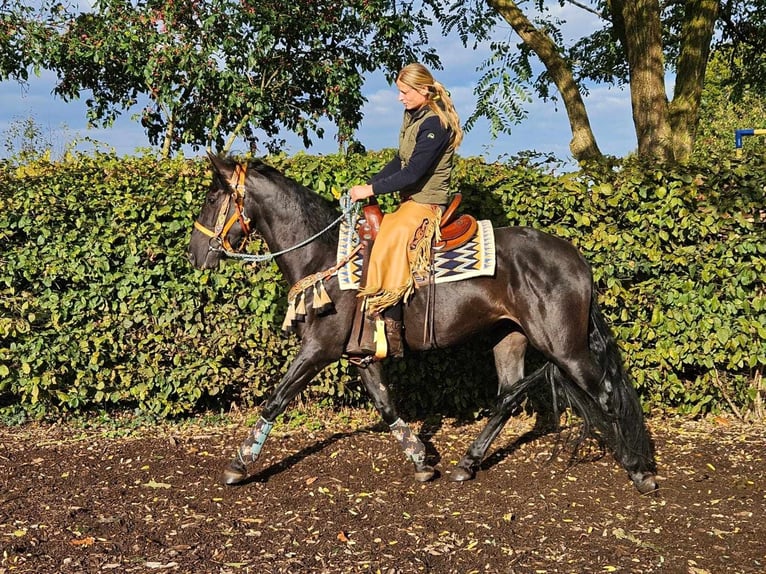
206,189 -> 225,205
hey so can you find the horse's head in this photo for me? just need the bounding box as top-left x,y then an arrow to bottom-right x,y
188,153 -> 253,269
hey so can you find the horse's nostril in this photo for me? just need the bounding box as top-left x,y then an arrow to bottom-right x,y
187,252 -> 196,266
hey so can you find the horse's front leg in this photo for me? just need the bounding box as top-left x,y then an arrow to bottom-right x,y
358,363 -> 435,482
223,343 -> 332,485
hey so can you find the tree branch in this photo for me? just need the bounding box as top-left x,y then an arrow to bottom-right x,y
564,0 -> 608,20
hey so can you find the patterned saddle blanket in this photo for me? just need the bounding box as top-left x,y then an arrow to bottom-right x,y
336,219 -> 496,291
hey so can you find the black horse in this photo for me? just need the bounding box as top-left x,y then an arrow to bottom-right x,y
187,154 -> 657,494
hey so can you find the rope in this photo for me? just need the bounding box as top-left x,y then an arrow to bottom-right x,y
211,192 -> 360,263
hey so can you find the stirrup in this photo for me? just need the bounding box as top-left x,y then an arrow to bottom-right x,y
373,318 -> 388,360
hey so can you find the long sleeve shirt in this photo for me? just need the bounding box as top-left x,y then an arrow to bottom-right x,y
370,111 -> 452,200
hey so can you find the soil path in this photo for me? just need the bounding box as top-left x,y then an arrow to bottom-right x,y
1,412 -> 764,573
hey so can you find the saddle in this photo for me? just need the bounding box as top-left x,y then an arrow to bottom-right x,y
357,193 -> 477,251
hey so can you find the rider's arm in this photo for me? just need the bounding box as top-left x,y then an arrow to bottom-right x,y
370,116 -> 450,196
369,154 -> 402,183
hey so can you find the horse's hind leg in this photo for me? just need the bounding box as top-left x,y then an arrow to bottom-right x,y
555,349 -> 657,494
452,331 -> 527,482
358,363 -> 436,482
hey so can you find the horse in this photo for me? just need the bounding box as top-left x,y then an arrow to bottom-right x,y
187,153 -> 658,495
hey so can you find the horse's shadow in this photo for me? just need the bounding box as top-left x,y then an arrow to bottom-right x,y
237,413 -> 567,485
238,422 -> 392,485
421,412 -> 569,474
480,421 -> 608,472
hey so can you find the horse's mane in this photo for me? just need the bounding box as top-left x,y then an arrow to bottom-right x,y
242,158 -> 341,246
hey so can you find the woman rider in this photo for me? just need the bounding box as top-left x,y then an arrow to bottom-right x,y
346,62 -> 463,363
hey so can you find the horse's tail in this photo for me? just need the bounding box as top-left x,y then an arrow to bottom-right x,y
544,291 -> 656,478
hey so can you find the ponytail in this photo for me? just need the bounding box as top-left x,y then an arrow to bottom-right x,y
428,81 -> 463,151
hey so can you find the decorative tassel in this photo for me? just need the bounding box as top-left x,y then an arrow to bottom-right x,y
313,281 -> 333,315
295,292 -> 306,320
281,299 -> 297,332
281,258 -> 356,332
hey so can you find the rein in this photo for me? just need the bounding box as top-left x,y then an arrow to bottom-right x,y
223,194 -> 358,263
194,162 -> 360,264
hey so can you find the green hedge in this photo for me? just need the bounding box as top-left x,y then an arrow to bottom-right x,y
0,150 -> 763,421
472,155 -> 766,417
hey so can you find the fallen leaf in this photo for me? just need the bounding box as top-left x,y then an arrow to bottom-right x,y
69,536 -> 95,547
143,479 -> 171,489
337,531 -> 349,543
145,562 -> 179,569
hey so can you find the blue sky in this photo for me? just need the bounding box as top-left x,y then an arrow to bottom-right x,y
0,2 -> 638,165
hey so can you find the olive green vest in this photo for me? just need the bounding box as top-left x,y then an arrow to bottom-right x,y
398,107 -> 454,205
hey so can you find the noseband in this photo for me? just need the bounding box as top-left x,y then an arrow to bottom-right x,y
193,163 -> 251,253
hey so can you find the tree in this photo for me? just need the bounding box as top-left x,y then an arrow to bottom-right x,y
0,0 -> 62,83
40,0 -> 436,157
426,0 -> 766,163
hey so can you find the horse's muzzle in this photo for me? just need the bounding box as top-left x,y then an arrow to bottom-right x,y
187,248 -> 219,270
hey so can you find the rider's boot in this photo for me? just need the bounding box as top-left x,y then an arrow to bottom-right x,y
381,304 -> 404,358
346,304 -> 405,365
346,299 -> 378,360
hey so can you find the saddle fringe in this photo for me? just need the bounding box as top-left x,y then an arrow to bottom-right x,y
281,244 -> 362,332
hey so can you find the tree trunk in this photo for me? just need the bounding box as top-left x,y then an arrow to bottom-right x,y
488,0 -> 603,162
612,0 -> 673,161
668,0 -> 719,161
161,113 -> 175,160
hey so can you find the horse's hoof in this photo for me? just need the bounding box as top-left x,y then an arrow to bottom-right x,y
450,466 -> 475,482
414,465 -> 436,482
222,460 -> 248,485
632,472 -> 658,494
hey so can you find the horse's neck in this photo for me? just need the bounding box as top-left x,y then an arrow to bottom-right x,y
274,232 -> 339,287
250,185 -> 339,286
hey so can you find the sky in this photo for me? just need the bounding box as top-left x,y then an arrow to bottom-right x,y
0,3 -> 639,166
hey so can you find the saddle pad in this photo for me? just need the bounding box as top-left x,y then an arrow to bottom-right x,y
336,219 -> 496,291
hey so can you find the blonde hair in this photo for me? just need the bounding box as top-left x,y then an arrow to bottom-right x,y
397,63 -> 463,151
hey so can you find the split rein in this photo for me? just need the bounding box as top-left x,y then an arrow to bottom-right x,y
193,163 -> 361,265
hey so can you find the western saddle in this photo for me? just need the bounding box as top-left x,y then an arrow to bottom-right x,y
357,193 -> 477,251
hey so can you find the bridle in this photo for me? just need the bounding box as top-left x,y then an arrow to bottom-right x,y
193,163 -> 251,253
193,161 -> 361,264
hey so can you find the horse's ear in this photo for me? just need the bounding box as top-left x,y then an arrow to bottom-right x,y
206,150 -> 231,179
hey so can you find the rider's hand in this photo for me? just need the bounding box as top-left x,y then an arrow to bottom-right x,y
349,184 -> 374,202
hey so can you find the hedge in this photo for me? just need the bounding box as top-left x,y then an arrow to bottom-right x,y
0,150 -> 763,421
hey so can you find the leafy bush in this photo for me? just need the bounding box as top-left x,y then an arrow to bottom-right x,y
0,150 -> 763,421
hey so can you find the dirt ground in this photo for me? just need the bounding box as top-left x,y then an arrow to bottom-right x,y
0,409 -> 764,574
